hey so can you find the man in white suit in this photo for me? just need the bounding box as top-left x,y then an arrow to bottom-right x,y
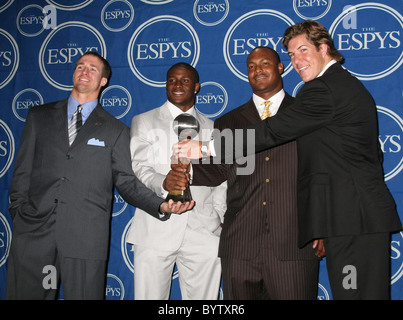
126,63 -> 227,300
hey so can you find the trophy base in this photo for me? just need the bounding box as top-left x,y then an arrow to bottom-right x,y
165,188 -> 193,203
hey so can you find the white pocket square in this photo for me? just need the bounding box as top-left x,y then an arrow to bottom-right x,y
87,138 -> 105,147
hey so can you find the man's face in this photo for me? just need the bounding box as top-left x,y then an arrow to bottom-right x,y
247,47 -> 284,99
72,54 -> 107,97
166,66 -> 200,112
287,34 -> 328,82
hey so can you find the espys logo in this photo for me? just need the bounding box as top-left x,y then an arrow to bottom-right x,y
12,89 -> 44,122
127,15 -> 200,87
122,218 -> 134,273
0,120 -> 15,179
317,283 -> 330,300
141,0 -> 173,4
223,9 -> 294,82
377,106 -> 403,181
100,85 -> 132,120
45,0 -> 92,11
329,3 -> 403,81
17,4 -> 46,37
193,0 -> 229,26
293,0 -> 332,20
196,81 -> 228,118
0,29 -> 19,90
391,232 -> 403,286
105,273 -> 125,300
101,0 -> 134,32
39,21 -> 106,90
0,0 -> 13,13
0,211 -> 12,268
111,188 -> 127,217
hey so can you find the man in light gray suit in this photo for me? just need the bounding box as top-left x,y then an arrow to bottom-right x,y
126,63 -> 227,300
6,52 -> 192,300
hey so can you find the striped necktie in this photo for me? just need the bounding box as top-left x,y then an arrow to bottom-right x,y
68,105 -> 82,145
261,100 -> 273,120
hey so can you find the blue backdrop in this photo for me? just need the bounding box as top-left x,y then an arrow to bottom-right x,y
0,0 -> 402,300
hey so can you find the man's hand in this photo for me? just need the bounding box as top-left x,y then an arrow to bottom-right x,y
313,239 -> 325,259
163,155 -> 191,191
160,199 -> 195,214
163,169 -> 189,191
173,139 -> 204,160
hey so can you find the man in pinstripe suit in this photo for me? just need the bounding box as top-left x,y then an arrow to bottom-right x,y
169,47 -> 321,299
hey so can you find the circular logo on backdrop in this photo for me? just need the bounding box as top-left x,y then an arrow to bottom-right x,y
140,0 -> 173,4
223,9 -> 295,82
39,21 -> 106,91
16,4 -> 46,37
377,106 -> 403,181
193,0 -> 229,26
0,0 -> 13,13
111,188 -> 128,217
105,273 -> 125,300
122,218 -> 134,273
100,85 -> 132,119
45,0 -> 92,10
0,29 -> 19,90
293,0 -> 332,20
0,120 -> 15,179
317,283 -> 330,300
0,211 -> 12,268
196,81 -> 228,118
391,232 -> 403,285
12,89 -> 44,122
101,0 -> 134,32
329,3 -> 403,81
127,15 -> 200,87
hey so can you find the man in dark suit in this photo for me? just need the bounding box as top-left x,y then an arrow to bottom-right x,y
6,52 -> 192,300
176,21 -> 401,299
170,47 -> 320,299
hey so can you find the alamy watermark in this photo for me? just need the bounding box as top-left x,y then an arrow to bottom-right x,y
42,5 -> 57,30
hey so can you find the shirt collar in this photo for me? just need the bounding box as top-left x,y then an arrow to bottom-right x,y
68,95 -> 98,122
317,59 -> 337,78
166,100 -> 196,119
253,89 -> 285,117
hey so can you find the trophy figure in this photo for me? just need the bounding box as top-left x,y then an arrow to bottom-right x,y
166,113 -> 200,203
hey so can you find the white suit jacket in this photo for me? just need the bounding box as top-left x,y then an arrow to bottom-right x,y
126,102 -> 227,251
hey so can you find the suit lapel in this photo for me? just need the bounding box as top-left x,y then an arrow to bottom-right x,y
239,99 -> 260,125
49,99 -> 70,148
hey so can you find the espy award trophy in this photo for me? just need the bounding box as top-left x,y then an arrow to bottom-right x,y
165,113 -> 200,203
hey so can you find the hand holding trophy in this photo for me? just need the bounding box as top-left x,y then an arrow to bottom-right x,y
165,113 -> 200,203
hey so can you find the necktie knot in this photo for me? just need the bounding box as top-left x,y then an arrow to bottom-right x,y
261,100 -> 273,120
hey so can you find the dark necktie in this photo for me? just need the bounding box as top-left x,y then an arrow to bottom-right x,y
68,105 -> 82,145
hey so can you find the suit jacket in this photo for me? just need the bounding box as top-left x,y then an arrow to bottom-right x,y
9,98 -> 165,260
220,63 -> 402,246
126,102 -> 227,252
193,93 -> 316,260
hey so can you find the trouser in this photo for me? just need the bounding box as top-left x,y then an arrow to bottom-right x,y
6,220 -> 106,300
221,247 -> 319,300
324,232 -> 391,300
133,227 -> 222,300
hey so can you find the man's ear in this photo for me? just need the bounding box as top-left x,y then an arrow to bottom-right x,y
278,62 -> 284,75
194,82 -> 200,94
101,77 -> 108,87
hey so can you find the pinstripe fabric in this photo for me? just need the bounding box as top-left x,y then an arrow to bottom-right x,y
193,93 -> 319,299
